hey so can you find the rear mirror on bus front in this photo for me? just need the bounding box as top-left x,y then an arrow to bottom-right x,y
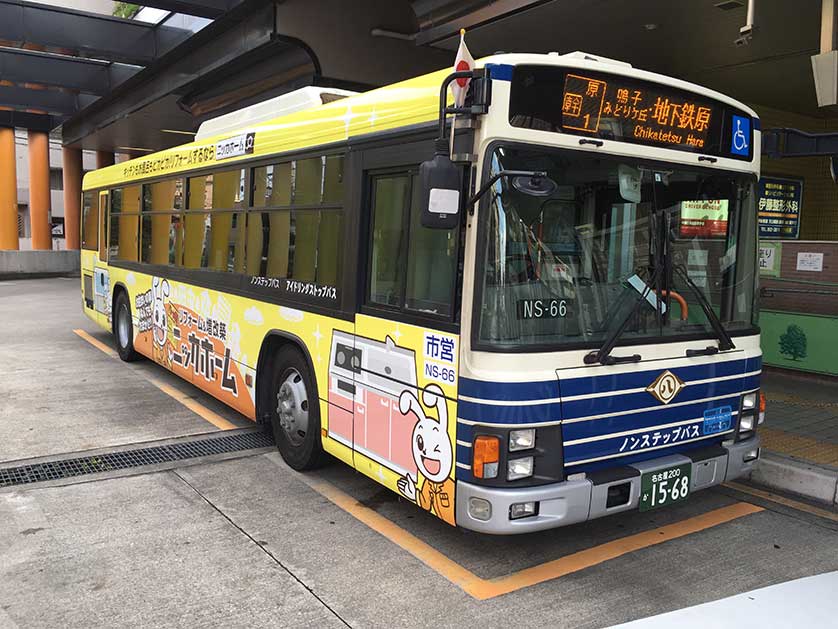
419,151 -> 462,230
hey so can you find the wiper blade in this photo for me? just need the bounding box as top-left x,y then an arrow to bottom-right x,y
584,266 -> 662,366
673,265 -> 735,351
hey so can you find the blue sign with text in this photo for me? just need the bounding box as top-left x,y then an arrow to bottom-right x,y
703,406 -> 733,435
758,177 -> 803,239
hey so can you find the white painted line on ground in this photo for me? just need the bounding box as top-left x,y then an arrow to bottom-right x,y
611,571 -> 838,628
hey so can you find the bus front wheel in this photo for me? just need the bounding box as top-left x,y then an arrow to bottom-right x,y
114,290 -> 140,362
269,345 -> 327,470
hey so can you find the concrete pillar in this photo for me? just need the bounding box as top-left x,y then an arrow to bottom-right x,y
96,151 -> 114,169
27,130 -> 51,250
0,127 -> 18,250
62,146 -> 82,250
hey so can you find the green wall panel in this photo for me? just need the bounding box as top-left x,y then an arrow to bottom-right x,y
761,310 -> 838,375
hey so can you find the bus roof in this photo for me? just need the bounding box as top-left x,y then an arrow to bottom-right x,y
82,52 -> 758,191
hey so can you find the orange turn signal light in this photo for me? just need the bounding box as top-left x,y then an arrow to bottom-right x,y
759,391 -> 766,413
473,435 -> 500,479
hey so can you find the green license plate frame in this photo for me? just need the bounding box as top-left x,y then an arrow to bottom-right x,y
639,463 -> 692,512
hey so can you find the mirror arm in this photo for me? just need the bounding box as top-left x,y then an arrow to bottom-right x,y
437,68 -> 490,141
466,170 -> 547,214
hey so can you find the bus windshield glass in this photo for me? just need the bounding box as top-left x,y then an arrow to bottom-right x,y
477,145 -> 758,351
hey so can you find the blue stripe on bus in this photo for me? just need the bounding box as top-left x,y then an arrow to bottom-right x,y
557,359 -> 752,398
561,395 -> 742,442
564,421 -> 721,465
561,374 -> 758,420
455,373 -> 758,426
459,357 -> 761,404
458,377 -> 559,402
564,437 -> 724,473
457,399 -> 562,424
485,63 -> 514,81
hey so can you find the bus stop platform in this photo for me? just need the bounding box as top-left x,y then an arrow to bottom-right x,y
751,370 -> 838,508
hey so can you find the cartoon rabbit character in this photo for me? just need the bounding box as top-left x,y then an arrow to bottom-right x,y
397,384 -> 455,526
151,277 -> 170,365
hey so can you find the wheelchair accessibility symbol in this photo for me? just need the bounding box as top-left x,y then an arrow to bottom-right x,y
730,115 -> 750,156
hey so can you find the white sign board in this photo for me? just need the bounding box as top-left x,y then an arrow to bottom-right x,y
759,246 -> 777,273
215,132 -> 255,161
796,252 -> 824,272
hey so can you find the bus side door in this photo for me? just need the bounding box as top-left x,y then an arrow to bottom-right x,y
352,147 -> 462,526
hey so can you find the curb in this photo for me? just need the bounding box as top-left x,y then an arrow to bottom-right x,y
749,451 -> 838,507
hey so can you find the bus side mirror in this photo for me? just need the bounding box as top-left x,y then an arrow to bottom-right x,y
419,150 -> 462,230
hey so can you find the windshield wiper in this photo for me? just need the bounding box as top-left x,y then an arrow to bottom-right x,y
583,265 -> 663,366
672,265 -> 735,351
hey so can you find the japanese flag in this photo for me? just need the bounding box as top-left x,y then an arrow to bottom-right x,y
451,29 -> 475,107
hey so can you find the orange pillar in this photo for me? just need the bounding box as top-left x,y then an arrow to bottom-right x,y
62,146 -> 82,249
27,130 -> 51,250
0,127 -> 18,250
96,151 -> 114,169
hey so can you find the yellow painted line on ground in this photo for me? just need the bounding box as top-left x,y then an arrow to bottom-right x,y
73,328 -> 118,358
725,481 -> 838,523
301,472 -> 763,600
73,328 -> 237,431
147,377 -> 238,431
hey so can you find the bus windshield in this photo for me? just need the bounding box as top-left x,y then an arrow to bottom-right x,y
476,145 -> 758,351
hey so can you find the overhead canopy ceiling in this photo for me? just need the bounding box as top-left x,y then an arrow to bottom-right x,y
0,0 -> 831,153
412,0 -> 827,117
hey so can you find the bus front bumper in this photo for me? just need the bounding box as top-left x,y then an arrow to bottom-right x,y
455,435 -> 761,534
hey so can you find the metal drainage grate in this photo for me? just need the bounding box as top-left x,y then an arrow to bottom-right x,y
0,430 -> 275,488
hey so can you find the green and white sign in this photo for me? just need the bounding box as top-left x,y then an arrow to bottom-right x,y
758,242 -> 782,277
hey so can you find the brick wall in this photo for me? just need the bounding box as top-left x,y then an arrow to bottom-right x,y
754,104 -> 838,241
760,241 -> 838,316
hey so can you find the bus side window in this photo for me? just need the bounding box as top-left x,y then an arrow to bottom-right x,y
81,191 -> 97,251
405,175 -> 456,316
249,155 -> 344,287
368,174 -> 409,307
367,172 -> 456,317
141,178 -> 183,266
109,185 -> 140,262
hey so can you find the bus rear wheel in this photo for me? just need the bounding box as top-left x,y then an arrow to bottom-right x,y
114,290 -> 140,362
269,346 -> 327,470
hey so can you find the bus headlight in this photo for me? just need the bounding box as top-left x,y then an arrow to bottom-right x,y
508,456 -> 534,480
510,501 -> 538,520
468,497 -> 492,521
742,392 -> 757,411
509,429 -> 535,451
740,414 -> 755,432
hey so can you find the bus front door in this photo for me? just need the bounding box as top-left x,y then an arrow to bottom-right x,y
92,191 -> 110,329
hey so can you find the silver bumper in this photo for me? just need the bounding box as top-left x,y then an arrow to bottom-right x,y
456,435 -> 761,534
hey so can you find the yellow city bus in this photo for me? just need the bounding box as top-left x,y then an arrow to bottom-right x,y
81,52 -> 763,534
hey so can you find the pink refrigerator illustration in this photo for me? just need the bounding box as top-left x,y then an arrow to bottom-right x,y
327,331 -> 418,478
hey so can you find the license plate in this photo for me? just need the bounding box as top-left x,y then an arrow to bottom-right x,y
639,463 -> 692,512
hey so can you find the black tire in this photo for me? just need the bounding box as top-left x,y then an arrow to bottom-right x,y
113,290 -> 140,362
269,345 -> 328,470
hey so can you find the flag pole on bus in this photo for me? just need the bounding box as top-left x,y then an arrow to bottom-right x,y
450,28 -> 474,156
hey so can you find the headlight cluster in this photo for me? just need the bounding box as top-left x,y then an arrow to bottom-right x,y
472,429 -> 537,481
738,391 -> 762,439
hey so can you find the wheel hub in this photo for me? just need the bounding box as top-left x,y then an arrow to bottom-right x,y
118,305 -> 130,349
276,369 -> 308,447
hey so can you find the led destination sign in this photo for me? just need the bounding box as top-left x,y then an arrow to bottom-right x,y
508,65 -> 754,160
561,73 -> 714,150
